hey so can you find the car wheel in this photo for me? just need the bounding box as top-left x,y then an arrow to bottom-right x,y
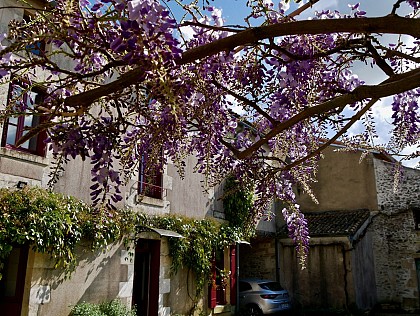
246,304 -> 263,316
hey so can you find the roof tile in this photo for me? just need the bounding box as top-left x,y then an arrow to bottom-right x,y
280,209 -> 370,237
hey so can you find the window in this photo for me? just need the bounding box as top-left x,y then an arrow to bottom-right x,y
138,153 -> 163,199
413,208 -> 420,230
1,83 -> 47,156
239,281 -> 252,292
258,281 -> 284,291
215,249 -> 227,305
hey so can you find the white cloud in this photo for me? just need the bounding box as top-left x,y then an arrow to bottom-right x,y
226,94 -> 245,115
279,0 -> 290,12
178,25 -> 195,41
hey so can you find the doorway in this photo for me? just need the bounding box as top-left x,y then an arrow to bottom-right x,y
132,239 -> 160,316
0,246 -> 28,316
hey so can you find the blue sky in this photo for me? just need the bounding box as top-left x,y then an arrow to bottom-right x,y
169,0 -> 418,168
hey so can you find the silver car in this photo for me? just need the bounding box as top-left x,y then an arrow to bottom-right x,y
239,279 -> 291,315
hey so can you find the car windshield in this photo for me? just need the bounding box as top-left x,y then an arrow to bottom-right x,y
258,282 -> 284,291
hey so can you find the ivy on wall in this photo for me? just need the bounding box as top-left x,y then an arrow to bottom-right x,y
0,186 -> 255,298
0,187 -> 135,279
222,175 -> 255,235
136,213 -> 251,295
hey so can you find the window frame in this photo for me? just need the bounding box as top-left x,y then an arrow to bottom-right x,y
138,152 -> 163,199
1,82 -> 48,157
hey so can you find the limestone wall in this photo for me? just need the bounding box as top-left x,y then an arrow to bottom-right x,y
23,234 -> 179,316
374,159 -> 420,213
27,242 -> 133,316
372,159 -> 420,311
297,146 -> 378,212
166,155 -> 215,219
239,237 -> 276,281
279,237 -> 356,310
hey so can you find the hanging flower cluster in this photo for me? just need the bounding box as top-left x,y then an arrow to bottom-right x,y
0,0 -> 419,263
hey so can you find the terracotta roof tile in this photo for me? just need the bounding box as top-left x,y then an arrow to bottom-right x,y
279,209 -> 370,237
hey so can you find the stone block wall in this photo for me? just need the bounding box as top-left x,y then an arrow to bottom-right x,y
374,159 -> 420,213
279,239 -> 353,309
370,210 -> 420,311
29,242 -> 131,316
372,159 -> 420,311
240,237 -> 276,280
25,236 -> 177,316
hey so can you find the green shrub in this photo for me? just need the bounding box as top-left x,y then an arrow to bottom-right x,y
99,300 -> 136,316
70,300 -> 136,316
70,302 -> 102,316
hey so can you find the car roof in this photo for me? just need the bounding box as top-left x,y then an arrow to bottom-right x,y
240,278 -> 277,283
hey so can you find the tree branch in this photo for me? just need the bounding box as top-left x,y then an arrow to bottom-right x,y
181,16 -> 420,64
211,79 -> 276,125
62,16 -> 420,109
384,48 -> 420,63
235,67 -> 420,159
366,40 -> 395,77
282,98 -> 379,171
179,21 -> 242,33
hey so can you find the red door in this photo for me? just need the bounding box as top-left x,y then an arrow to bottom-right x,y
0,246 -> 28,316
230,245 -> 237,305
132,239 -> 160,316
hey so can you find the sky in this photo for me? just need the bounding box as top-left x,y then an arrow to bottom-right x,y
170,0 -> 419,168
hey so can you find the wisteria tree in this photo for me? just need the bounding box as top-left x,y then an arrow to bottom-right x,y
0,0 -> 419,262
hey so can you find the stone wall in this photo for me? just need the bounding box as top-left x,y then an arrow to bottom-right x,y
240,237 -> 276,280
374,159 -> 420,213
28,242 -> 131,316
297,146 -> 378,212
166,155 -> 215,219
372,159 -> 420,311
25,234 -> 178,316
279,238 -> 354,310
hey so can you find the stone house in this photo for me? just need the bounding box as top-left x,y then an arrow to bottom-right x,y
2,2 -> 420,315
277,145 -> 420,312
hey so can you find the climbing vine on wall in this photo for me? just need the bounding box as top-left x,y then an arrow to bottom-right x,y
0,187 -> 135,279
136,213 -> 251,296
0,186 -> 254,299
222,175 -> 255,236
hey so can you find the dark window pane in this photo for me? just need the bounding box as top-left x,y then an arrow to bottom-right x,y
139,153 -> 163,199
239,281 -> 252,292
6,125 -> 17,145
258,282 -> 284,291
413,208 -> 420,230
